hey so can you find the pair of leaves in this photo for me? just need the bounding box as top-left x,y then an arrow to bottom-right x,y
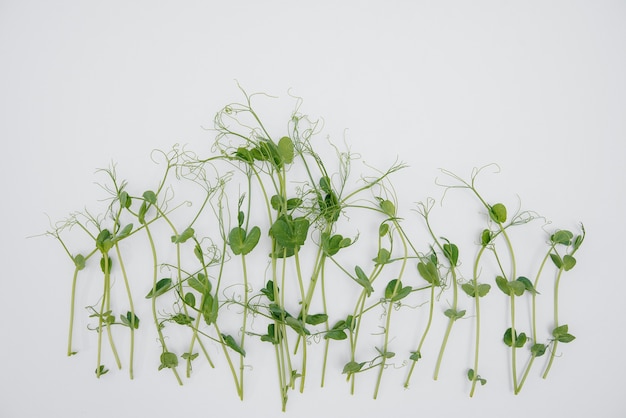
552,324 -> 576,343
260,280 -> 276,302
228,226 -> 261,256
271,195 -> 302,213
324,316 -> 355,341
318,177 -> 340,223
442,241 -> 459,266
373,248 -> 391,265
238,137 -> 294,169
260,323 -> 280,345
495,276 -> 537,297
384,279 -> 412,302
550,253 -> 577,271
503,328 -> 527,348
354,266 -> 374,296
138,190 -> 157,224
444,308 -> 466,320
202,293 -> 219,325
269,215 -> 310,255
417,260 -> 440,286
119,311 -> 140,329
462,282 -> 491,298
321,232 -> 352,256
467,369 -> 487,386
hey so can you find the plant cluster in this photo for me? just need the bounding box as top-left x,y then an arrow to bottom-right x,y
46,89 -> 585,411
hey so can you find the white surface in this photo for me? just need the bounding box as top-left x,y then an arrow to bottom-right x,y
1,1 -> 625,417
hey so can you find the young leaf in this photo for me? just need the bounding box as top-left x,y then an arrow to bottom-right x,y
119,191 -> 131,209
96,229 -> 113,253
380,199 -> 396,217
181,352 -> 199,361
503,328 -> 527,348
481,229 -> 492,246
184,292 -> 196,308
552,324 -> 576,343
172,227 -> 195,244
221,334 -> 246,356
442,242 -> 459,266
324,329 -> 347,341
202,294 -> 218,325
304,313 -> 328,326
260,280 -> 276,301
277,136 -> 294,164
489,203 -> 507,224
551,230 -> 573,245
159,351 -> 179,370
95,365 -> 109,376
373,248 -> 391,265
120,311 -> 140,329
285,317 -> 310,336
171,313 -> 194,325
73,254 -> 86,270
188,273 -> 211,296
417,260 -> 440,286
145,278 -> 172,299
550,253 -> 563,269
516,276 -> 538,294
143,190 -> 157,205
354,265 -> 374,296
444,309 -> 466,320
563,255 -> 577,271
409,351 -> 421,362
261,324 -> 279,344
379,223 -> 389,237
509,280 -> 526,297
495,276 -> 510,295
115,223 -> 133,241
342,361 -> 365,375
531,343 -> 547,357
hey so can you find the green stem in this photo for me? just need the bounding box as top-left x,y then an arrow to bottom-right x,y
543,267 -> 564,379
115,243 -> 136,379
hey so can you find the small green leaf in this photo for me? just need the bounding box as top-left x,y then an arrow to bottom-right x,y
119,311 -> 140,329
375,347 -> 395,359
261,323 -> 279,344
171,313 -> 194,325
516,276 -> 538,294
277,136 -> 294,164
354,265 -> 374,296
181,352 -> 199,361
342,361 -> 364,374
304,313 -> 328,326
145,278 -> 172,299
159,352 -> 179,370
563,255 -> 577,271
119,191 -> 131,209
202,294 -> 218,325
261,280 -> 276,302
172,227 -> 195,244
184,292 -> 196,308
481,229 -> 492,246
285,317 -> 310,336
442,242 -> 459,266
221,334 -> 246,356
550,253 -> 563,269
467,368 -> 475,380
373,248 -> 391,265
143,190 -> 157,205
417,260 -> 440,286
324,329 -> 347,340
444,309 -> 466,320
96,229 -> 113,253
489,203 -> 507,224
509,280 -> 526,297
188,273 -> 211,296
409,351 -> 421,361
531,343 -> 547,357
380,199 -> 396,217
73,254 -> 86,270
477,283 -> 491,297
116,223 -> 133,241
95,365 -> 109,376
379,223 -> 389,237
552,324 -> 576,343
551,230 -> 573,245
495,276 -> 510,295
503,328 -> 527,348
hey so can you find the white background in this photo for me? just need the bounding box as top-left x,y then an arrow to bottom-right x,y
1,1 -> 625,417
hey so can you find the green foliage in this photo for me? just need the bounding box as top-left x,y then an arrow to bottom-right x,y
145,278 -> 172,299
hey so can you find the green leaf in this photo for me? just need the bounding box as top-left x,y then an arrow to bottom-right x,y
172,227 -> 195,244
73,254 -> 86,270
409,351 -> 421,361
551,230 -> 573,245
229,226 -> 261,256
379,223 -> 389,237
552,324 -> 576,343
202,294 -> 218,325
269,216 -> 310,251
304,313 -> 328,326
376,347 -> 395,359
563,255 -> 577,271
417,260 -> 440,286
145,278 -> 172,299
159,351 -> 179,370
285,317 -> 310,336
171,313 -> 194,325
320,176 -> 332,194
115,223 -> 133,241
96,229 -> 113,253
380,199 -> 396,217
476,283 -> 491,297
324,329 -> 347,340
495,276 -> 510,295
516,276 -> 538,294
188,273 -> 211,296
531,343 -> 547,357
260,280 -> 276,302
143,190 -> 157,205
95,365 -> 109,376
119,311 -> 140,329
342,361 -> 364,375
221,334 -> 246,356
489,203 -> 507,223
260,324 -> 279,344
442,242 -> 459,266
268,303 -> 291,321
503,328 -> 527,348
277,136 -> 294,164
184,292 -> 196,308
286,198 -> 302,210
509,280 -> 526,297
384,279 -> 412,301
550,253 -> 563,269
444,309 -> 466,320
181,352 -> 199,361
354,265 -> 374,296
119,191 -> 131,209
481,229 -> 492,246
373,248 -> 391,265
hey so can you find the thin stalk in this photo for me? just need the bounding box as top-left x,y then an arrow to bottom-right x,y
469,245 -> 487,397
542,267 -> 564,379
115,243 -> 136,379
